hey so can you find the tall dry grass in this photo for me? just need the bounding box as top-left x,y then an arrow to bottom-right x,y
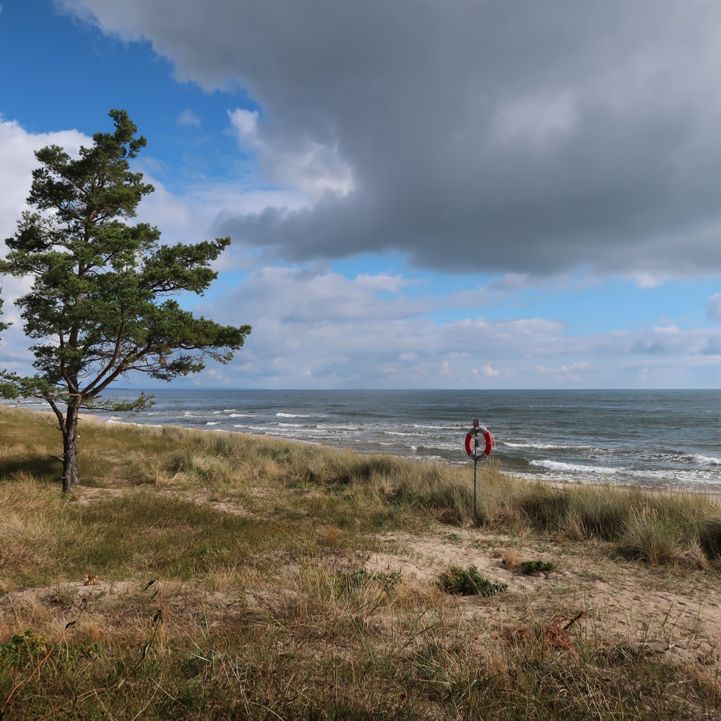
2,405 -> 721,568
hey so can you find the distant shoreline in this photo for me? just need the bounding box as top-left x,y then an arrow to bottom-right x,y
4,401 -> 720,499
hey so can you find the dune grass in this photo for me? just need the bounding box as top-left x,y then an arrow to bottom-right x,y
1,405 -> 721,719
2,405 -> 721,569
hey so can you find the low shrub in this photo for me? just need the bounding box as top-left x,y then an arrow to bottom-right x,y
519,560 -> 555,575
439,566 -> 508,597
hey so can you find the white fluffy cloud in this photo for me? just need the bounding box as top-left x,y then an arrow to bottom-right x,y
228,108 -> 354,200
0,118 -> 87,245
194,264 -> 721,388
0,117 -> 89,319
0,115 -> 304,364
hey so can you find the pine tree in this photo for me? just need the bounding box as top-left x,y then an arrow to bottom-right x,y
0,110 -> 251,492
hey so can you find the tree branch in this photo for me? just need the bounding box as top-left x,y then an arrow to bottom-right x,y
46,396 -> 66,434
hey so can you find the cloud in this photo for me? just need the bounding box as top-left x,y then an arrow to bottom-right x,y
192,264 -> 721,388
0,118 -> 91,363
227,108 -> 354,200
481,363 -> 500,379
59,0 -> 721,278
708,293 -> 721,322
0,117 -> 89,311
176,108 -> 201,127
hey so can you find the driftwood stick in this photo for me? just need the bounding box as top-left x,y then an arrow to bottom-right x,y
563,610 -> 585,630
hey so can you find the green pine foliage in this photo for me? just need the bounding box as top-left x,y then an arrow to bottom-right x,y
0,110 -> 250,491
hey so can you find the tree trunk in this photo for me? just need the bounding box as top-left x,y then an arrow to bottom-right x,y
62,404 -> 80,493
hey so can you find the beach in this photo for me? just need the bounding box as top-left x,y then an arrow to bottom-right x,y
1,404 -> 721,718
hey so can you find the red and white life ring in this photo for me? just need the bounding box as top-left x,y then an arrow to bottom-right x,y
465,427 -> 494,457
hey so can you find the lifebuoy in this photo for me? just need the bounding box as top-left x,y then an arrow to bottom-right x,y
465,427 -> 494,457
483,428 -> 494,456
464,432 -> 474,456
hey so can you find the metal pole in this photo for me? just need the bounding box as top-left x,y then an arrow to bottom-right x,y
472,426 -> 478,521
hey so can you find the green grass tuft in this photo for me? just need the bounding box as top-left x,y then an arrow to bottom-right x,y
519,560 -> 555,575
438,565 -> 508,596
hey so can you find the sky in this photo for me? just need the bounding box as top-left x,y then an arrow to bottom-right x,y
1,0 -> 721,389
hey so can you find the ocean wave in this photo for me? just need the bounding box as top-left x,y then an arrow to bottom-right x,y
412,424 -> 455,430
623,467 -> 721,485
205,421 -> 220,426
691,454 -> 721,466
413,441 -> 462,452
530,460 -> 620,475
383,430 -> 416,437
276,412 -> 312,418
644,451 -> 721,466
504,441 -> 592,450
415,453 -> 448,462
228,413 -> 254,418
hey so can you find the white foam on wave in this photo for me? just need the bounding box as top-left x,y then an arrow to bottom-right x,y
205,421 -> 220,426
229,413 -> 254,418
644,452 -> 721,467
623,467 -> 721,485
412,424 -> 454,430
107,419 -> 145,427
417,441 -> 461,452
276,412 -> 312,418
415,453 -> 447,462
504,441 -> 592,450
383,430 -> 416,437
691,454 -> 721,466
531,460 -> 620,475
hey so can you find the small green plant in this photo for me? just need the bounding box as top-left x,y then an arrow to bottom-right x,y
519,560 -> 555,576
0,630 -> 50,665
439,565 -> 508,597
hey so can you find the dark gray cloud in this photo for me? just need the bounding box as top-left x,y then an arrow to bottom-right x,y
62,0 -> 721,276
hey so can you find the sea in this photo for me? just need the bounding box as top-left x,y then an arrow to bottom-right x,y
8,389 -> 721,492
